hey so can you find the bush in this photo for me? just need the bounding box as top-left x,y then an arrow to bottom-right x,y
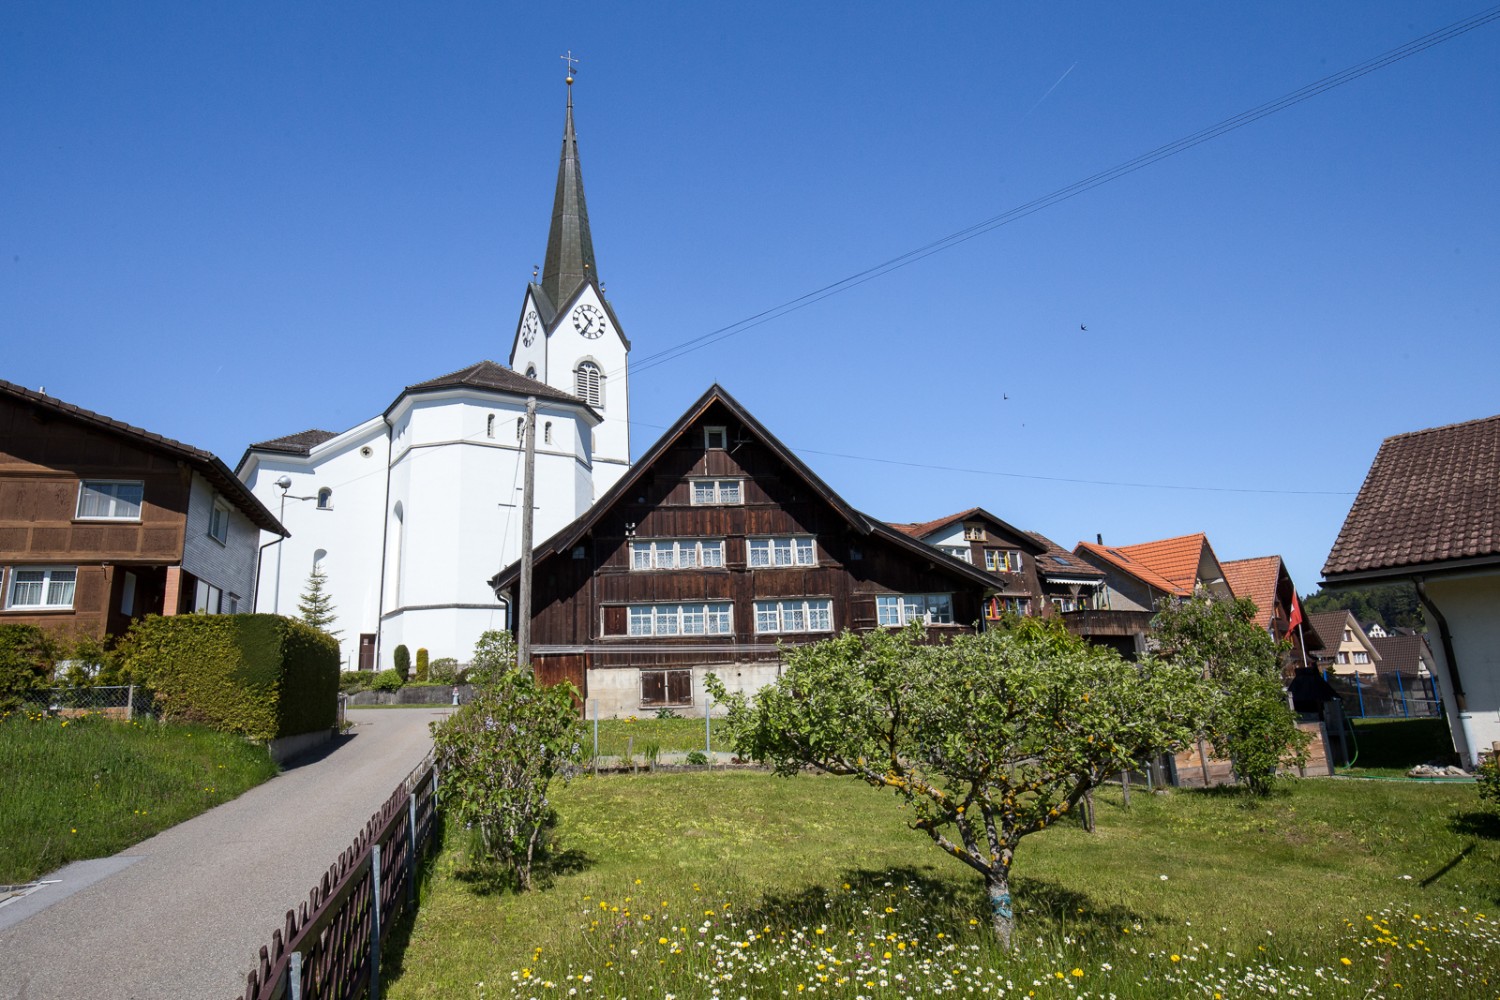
430,667 -> 586,890
371,668 -> 405,693
1478,755 -> 1500,811
430,658 -> 460,684
394,644 -> 411,682
121,614 -> 339,740
469,630 -> 516,687
416,647 -> 429,682
685,749 -> 709,766
0,624 -> 58,712
339,670 -> 371,694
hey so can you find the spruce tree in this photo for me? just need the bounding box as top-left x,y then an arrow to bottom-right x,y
297,565 -> 341,638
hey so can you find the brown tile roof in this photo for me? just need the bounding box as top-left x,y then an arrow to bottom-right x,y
1074,541 -> 1189,596
1324,412 -> 1500,579
889,508 -> 981,540
1114,533 -> 1211,593
1026,531 -> 1105,580
1369,633 -> 1431,676
1221,555 -> 1283,630
0,379 -> 287,536
888,508 -> 1046,553
400,359 -> 583,407
249,429 -> 339,456
1305,610 -> 1355,651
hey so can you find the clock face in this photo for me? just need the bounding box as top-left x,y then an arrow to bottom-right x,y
519,311 -> 540,347
573,303 -> 607,339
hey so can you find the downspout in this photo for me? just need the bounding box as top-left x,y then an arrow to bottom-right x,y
1413,574 -> 1476,765
373,417 -> 394,671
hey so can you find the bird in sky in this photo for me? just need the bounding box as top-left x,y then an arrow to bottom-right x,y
1080,324 -> 1088,331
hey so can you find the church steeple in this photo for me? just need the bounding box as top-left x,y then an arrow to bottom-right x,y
539,61 -> 597,313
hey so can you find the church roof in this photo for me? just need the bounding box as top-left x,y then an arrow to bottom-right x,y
249,428 -> 340,456
396,360 -> 588,409
539,83 -> 598,319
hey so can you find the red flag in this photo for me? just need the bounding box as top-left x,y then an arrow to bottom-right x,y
1287,591 -> 1304,633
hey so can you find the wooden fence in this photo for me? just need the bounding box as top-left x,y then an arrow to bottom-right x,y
235,756 -> 439,1000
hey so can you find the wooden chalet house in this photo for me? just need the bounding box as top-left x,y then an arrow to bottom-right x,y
889,508 -> 1048,621
1025,531 -> 1108,613
1221,554 -> 1322,672
488,385 -> 999,716
0,380 -> 287,642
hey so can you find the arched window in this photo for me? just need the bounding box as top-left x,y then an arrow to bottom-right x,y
486,414 -> 495,439
313,548 -> 327,571
544,421 -> 553,445
525,365 -> 537,380
317,487 -> 332,510
575,361 -> 602,407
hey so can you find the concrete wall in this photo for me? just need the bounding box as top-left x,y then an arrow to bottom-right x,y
1424,569 -> 1500,768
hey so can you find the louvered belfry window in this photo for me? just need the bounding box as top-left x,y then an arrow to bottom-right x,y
575,362 -> 602,407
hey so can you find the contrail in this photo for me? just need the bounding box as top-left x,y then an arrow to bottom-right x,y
1022,61 -> 1077,119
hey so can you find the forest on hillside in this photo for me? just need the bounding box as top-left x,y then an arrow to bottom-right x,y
1302,581 -> 1425,632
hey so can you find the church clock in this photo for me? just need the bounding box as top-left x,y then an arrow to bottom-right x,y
573,303 -> 607,339
520,311 -> 540,347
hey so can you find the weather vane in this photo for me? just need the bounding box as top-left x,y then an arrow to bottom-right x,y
561,50 -> 579,85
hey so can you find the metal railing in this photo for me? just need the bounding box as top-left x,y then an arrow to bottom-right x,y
1325,671 -> 1442,719
236,756 -> 438,1000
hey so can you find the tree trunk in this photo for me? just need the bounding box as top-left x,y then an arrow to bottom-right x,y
987,872 -> 1014,949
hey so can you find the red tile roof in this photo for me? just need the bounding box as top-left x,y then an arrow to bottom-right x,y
1221,555 -> 1284,630
1074,541 -> 1189,596
1114,533 -> 1212,593
1324,412 -> 1500,578
889,508 -> 981,540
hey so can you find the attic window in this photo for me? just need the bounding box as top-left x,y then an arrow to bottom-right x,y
963,524 -> 986,541
704,425 -> 728,450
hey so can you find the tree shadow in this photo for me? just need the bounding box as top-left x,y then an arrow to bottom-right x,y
449,818 -> 596,897
378,807 -> 447,984
1449,810 -> 1500,840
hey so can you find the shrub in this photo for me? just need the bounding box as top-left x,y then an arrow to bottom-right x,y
393,644 -> 411,682
339,670 -> 371,694
469,630 -> 516,687
416,647 -> 430,682
430,668 -> 586,890
654,707 -> 678,719
121,614 -> 338,740
371,668 -> 405,692
0,624 -> 58,712
685,749 -> 710,766
430,658 -> 460,684
1478,754 -> 1500,811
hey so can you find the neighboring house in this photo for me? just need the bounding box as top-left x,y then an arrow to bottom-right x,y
1220,554 -> 1323,671
1305,609 -> 1381,677
1364,621 -> 1388,638
237,79 -> 630,670
0,380 -> 286,642
1025,531 -> 1108,613
1369,632 -> 1435,680
889,508 -> 1047,621
1322,411 -> 1500,767
487,385 -> 1000,717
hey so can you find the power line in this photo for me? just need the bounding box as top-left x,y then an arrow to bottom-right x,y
616,5 -> 1500,381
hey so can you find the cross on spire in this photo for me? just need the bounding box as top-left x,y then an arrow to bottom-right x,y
561,50 -> 579,84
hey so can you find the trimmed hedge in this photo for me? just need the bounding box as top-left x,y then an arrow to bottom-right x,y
122,614 -> 339,741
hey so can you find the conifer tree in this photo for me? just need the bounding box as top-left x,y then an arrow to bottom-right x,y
297,565 -> 341,638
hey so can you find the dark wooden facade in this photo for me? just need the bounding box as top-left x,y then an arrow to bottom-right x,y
493,388 -> 997,709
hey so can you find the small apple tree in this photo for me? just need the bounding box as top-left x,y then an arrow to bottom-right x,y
706,618 -> 1207,947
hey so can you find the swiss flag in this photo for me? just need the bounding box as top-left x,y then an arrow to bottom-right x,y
1287,591 -> 1304,633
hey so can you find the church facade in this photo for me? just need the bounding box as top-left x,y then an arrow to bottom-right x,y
237,81 -> 630,670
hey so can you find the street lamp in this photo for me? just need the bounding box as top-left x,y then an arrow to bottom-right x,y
270,475 -> 316,615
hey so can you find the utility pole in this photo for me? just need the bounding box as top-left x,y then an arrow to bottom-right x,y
516,396 -> 536,676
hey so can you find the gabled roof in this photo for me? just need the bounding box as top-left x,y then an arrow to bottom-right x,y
1305,609 -> 1381,662
488,385 -> 1001,594
889,507 -> 1046,553
249,429 -> 339,456
1074,541 -> 1190,597
1221,555 -> 1285,630
1114,533 -> 1216,593
0,379 -> 287,537
1323,412 -> 1500,581
1369,633 -> 1432,676
1027,531 -> 1106,581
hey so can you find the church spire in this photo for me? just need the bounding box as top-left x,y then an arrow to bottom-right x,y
539,54 -> 598,313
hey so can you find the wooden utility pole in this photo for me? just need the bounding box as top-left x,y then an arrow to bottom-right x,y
516,396 -> 536,676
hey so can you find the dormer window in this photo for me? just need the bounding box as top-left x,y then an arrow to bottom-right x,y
963,524 -> 986,541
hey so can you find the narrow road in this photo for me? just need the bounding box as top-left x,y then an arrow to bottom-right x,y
0,707 -> 447,1000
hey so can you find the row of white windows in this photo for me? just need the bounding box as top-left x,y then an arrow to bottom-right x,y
628,536 -> 816,571
1,566 -> 236,614
72,480 -> 237,545
620,593 -> 954,637
1336,651 -> 1371,665
937,545 -> 1025,573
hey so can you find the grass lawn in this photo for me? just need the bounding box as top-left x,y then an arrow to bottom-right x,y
384,771 -> 1500,999
0,711 -> 279,884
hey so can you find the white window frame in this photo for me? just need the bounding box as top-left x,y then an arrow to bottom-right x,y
704,425 -> 728,450
984,549 -> 1024,573
939,545 -> 972,563
747,536 -> 816,568
194,579 -> 223,614
877,593 -> 955,627
575,361 -> 604,408
76,480 -> 144,521
1353,651 -> 1370,664
626,602 -> 733,637
6,566 -> 78,610
689,478 -> 743,506
963,524 -> 986,541
629,539 -> 726,571
753,598 -> 833,635
208,500 -> 231,544
317,487 -> 333,510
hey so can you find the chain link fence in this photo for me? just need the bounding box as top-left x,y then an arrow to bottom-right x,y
18,685 -> 159,720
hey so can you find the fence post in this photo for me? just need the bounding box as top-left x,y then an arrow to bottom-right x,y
289,950 -> 303,1000
407,792 -> 417,906
1355,672 -> 1366,718
126,684 -> 135,721
1395,672 -> 1409,718
592,699 -> 599,766
705,697 -> 712,755
370,843 -> 383,1000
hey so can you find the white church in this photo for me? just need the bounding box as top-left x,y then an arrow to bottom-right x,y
237,78 -> 630,670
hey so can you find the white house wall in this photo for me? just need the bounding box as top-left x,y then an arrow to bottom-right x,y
1424,569 -> 1500,768
181,472 -> 259,612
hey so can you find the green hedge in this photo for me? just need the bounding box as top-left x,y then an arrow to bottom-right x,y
122,615 -> 339,741
0,624 -> 57,713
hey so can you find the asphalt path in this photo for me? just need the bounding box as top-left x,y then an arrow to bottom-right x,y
0,707 -> 448,1000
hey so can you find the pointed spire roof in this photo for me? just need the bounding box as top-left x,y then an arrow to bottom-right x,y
539,78 -> 598,315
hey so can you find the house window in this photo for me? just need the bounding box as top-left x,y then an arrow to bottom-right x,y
939,546 -> 972,563
630,539 -> 726,570
317,487 -> 333,510
121,571 -> 137,616
626,602 -> 733,637
1343,628 -> 1353,642
963,524 -> 986,541
754,598 -> 832,634
1354,651 -> 1370,664
6,566 -> 77,609
641,669 -> 693,707
984,549 -> 1024,573
226,594 -> 240,614
194,579 -> 223,614
985,596 -> 1031,619
77,480 -> 143,520
747,536 -> 816,568
878,593 -> 954,626
704,425 -> 728,450
486,414 -> 495,439
575,362 -> 603,407
1337,652 -> 1350,664
690,479 -> 743,505
208,501 -> 231,544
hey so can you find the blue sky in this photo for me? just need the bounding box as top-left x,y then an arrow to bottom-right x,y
5,2 -> 1498,594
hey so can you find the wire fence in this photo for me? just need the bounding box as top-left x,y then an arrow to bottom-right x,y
1324,671 -> 1441,720
18,685 -> 159,720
